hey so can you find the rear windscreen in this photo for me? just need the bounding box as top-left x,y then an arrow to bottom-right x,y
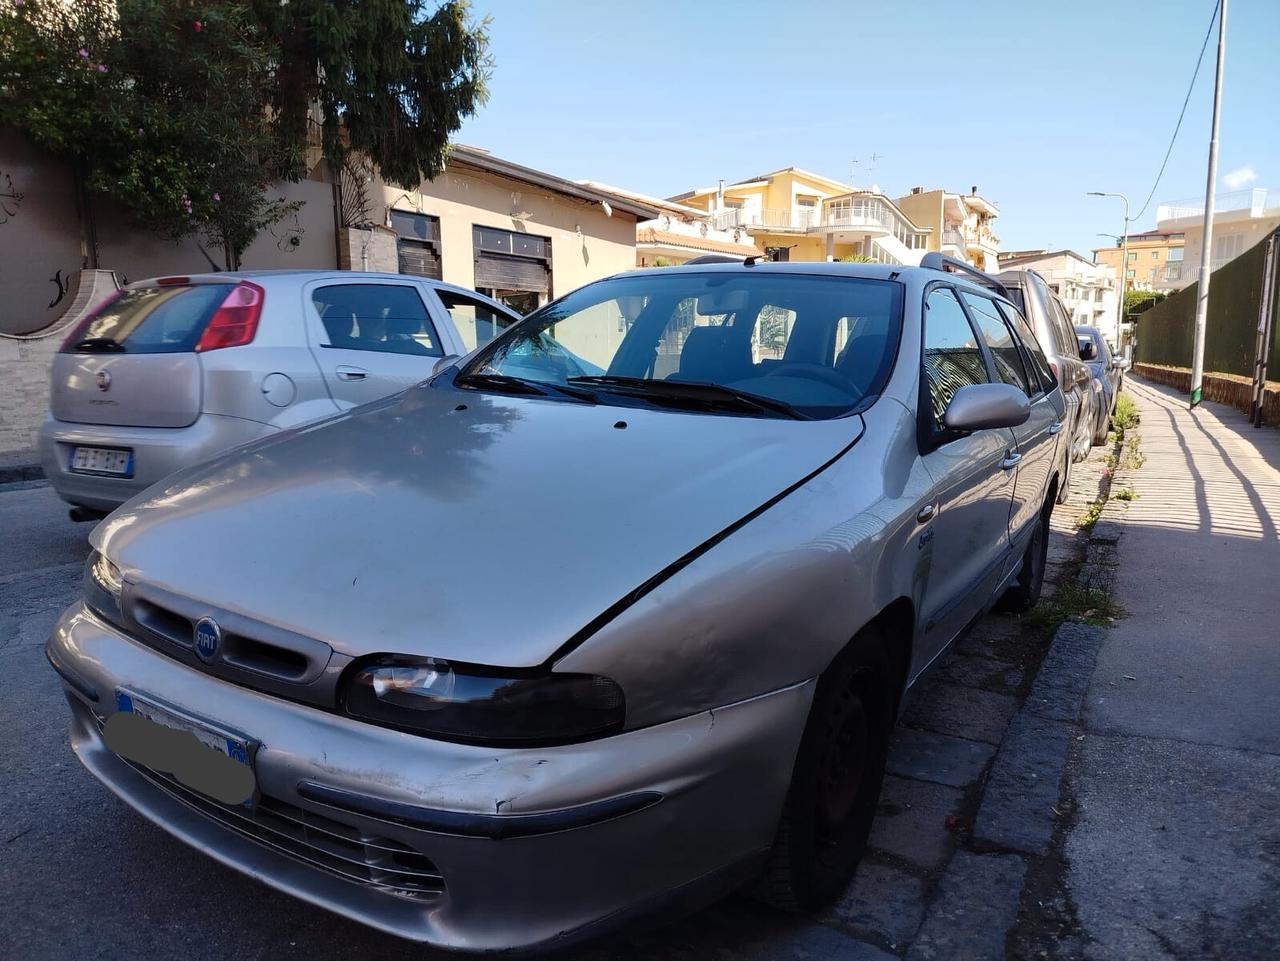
1002,287 -> 1025,313
65,284 -> 234,353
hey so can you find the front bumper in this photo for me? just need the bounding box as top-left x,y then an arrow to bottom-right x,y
38,413 -> 274,512
48,604 -> 813,953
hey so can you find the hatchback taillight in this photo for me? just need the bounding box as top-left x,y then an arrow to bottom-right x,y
1049,360 -> 1060,383
195,282 -> 265,352
58,290 -> 123,351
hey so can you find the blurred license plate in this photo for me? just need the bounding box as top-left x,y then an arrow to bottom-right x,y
110,691 -> 256,807
70,446 -> 133,476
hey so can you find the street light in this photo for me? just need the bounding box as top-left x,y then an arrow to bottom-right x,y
1088,192 -> 1130,348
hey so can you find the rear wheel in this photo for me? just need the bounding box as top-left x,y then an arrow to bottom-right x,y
999,499 -> 1051,613
757,630 -> 894,911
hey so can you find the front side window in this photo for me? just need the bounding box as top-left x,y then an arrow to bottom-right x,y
458,272 -> 903,420
312,284 -> 442,357
922,287 -> 987,425
436,290 -> 517,353
960,292 -> 1031,395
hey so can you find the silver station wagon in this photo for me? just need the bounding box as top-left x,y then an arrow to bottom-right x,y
39,270 -> 519,516
48,256 -> 1065,953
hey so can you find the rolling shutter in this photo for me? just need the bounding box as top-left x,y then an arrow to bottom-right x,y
390,211 -> 442,280
472,226 -> 551,294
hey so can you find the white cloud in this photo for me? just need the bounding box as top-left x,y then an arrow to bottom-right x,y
1223,165 -> 1257,190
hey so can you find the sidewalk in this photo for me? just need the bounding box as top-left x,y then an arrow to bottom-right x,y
1064,377 -> 1280,960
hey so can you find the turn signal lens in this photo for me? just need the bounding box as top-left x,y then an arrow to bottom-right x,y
195,282 -> 264,352
84,550 -> 124,624
344,657 -> 625,746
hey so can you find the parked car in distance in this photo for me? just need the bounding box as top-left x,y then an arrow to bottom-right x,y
39,271 -> 520,516
997,269 -> 1095,500
1076,324 -> 1125,444
50,256 -> 1067,953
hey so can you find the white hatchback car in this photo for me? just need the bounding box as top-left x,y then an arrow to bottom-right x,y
40,271 -> 520,515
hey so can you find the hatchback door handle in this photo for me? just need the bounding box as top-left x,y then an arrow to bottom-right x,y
916,503 -> 937,524
1048,421 -> 1063,435
1001,450 -> 1022,470
336,366 -> 368,381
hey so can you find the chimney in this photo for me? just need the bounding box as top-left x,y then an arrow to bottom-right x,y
911,186 -> 923,195
971,185 -> 978,196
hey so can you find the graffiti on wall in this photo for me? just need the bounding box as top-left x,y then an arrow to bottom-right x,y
0,170 -> 23,224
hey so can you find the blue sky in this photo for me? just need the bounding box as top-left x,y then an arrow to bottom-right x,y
457,0 -> 1279,258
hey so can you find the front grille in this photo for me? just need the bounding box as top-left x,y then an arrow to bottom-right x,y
119,756 -> 446,902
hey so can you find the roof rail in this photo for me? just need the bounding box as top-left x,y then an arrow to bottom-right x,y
682,254 -> 748,265
920,252 -> 1010,299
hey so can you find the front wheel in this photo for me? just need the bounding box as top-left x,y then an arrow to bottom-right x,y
999,500 -> 1051,613
1056,450 -> 1072,505
757,630 -> 894,911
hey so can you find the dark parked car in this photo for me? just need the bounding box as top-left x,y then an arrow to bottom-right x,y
1076,324 -> 1125,444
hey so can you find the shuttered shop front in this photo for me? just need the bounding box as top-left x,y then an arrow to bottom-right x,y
473,226 -> 551,294
391,211 -> 442,280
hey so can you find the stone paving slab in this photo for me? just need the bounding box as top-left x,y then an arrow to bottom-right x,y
954,614 -> 1026,662
1023,623 -> 1105,724
901,682 -> 1019,745
869,775 -> 964,871
817,860 -> 926,952
904,851 -> 1027,961
934,653 -> 1024,696
972,711 -> 1076,855
886,728 -> 995,788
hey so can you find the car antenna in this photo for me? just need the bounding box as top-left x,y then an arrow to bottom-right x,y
744,255 -> 760,266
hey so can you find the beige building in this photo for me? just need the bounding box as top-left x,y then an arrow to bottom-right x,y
998,249 -> 1121,345
671,168 -> 930,265
894,187 -> 1001,271
0,135 -> 655,459
1156,188 -> 1280,289
1092,229 -> 1184,293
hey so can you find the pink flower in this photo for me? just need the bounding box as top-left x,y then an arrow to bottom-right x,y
192,20 -> 203,32
212,193 -> 221,202
78,48 -> 89,59
96,64 -> 108,73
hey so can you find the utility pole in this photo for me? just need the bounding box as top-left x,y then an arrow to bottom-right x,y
1088,192 -> 1130,348
1190,0 -> 1228,409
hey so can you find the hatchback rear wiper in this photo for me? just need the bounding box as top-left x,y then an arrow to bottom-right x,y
566,375 -> 809,420
455,372 -> 597,404
73,337 -> 125,352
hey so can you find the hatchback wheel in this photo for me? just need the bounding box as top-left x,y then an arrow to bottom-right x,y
757,630 -> 894,911
999,499 -> 1051,613
1056,451 -> 1072,505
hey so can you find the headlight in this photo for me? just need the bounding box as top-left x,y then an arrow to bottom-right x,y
84,550 -> 123,623
343,656 -> 625,746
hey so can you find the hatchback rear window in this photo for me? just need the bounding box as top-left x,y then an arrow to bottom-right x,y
64,285 -> 235,354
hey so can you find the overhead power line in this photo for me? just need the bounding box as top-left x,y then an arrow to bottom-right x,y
1131,0 -> 1221,223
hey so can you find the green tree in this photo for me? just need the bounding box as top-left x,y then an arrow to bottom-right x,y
0,0 -> 490,269
1124,289 -> 1166,317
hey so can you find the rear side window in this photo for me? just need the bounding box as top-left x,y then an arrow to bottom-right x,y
997,301 -> 1055,391
435,290 -> 516,353
960,292 -> 1032,395
63,284 -> 233,354
923,287 -> 987,425
313,284 -> 442,357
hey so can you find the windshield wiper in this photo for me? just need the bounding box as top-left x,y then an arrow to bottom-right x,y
566,375 -> 809,420
73,337 -> 125,352
455,372 -> 597,404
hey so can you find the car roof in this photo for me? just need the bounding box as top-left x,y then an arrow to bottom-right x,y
125,270 -> 512,309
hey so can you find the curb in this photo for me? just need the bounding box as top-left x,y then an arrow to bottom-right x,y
0,463 -> 43,485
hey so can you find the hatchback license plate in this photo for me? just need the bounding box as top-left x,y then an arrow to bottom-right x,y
70,446 -> 133,476
107,690 -> 257,807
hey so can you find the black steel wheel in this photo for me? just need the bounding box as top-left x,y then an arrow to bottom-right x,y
999,499 -> 1052,613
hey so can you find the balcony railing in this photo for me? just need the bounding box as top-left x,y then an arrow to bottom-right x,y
1156,188 -> 1280,222
941,228 -> 965,249
710,198 -> 929,249
1175,258 -> 1233,285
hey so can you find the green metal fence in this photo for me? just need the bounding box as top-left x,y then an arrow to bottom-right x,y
1135,231 -> 1280,378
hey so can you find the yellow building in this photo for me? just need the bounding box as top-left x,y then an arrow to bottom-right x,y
1092,229 -> 1185,293
894,187 -> 1001,271
670,167 -> 930,264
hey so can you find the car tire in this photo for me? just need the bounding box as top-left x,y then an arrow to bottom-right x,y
1056,450 -> 1072,505
999,499 -> 1052,613
756,629 -> 895,912
1092,410 -> 1109,446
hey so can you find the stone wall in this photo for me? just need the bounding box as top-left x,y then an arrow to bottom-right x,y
1133,363 -> 1280,426
337,226 -> 398,272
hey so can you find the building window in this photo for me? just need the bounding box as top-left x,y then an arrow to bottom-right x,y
1151,250 -> 1159,259
473,225 -> 552,314
390,211 -> 442,280
1127,252 -> 1137,262
1213,234 -> 1244,262
1167,247 -> 1184,263
1126,269 -> 1135,279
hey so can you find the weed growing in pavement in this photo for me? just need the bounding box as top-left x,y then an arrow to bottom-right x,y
1122,432 -> 1145,470
1025,580 -> 1126,631
1113,487 -> 1137,501
1113,392 -> 1139,436
1078,498 -> 1105,529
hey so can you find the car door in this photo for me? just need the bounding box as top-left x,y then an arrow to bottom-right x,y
960,292 -> 1061,572
304,280 -> 449,408
917,285 -> 1019,662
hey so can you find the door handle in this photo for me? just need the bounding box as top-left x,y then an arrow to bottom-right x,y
1001,450 -> 1022,470
916,503 -> 937,524
335,366 -> 368,382
1048,421 -> 1063,435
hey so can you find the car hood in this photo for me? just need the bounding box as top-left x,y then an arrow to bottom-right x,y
95,385 -> 863,667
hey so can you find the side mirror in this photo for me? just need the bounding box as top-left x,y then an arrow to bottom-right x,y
432,354 -> 462,376
943,382 -> 1031,432
1111,356 -> 1128,371
1078,339 -> 1097,361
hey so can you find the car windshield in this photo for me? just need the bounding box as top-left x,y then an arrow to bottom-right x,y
457,271 -> 902,420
